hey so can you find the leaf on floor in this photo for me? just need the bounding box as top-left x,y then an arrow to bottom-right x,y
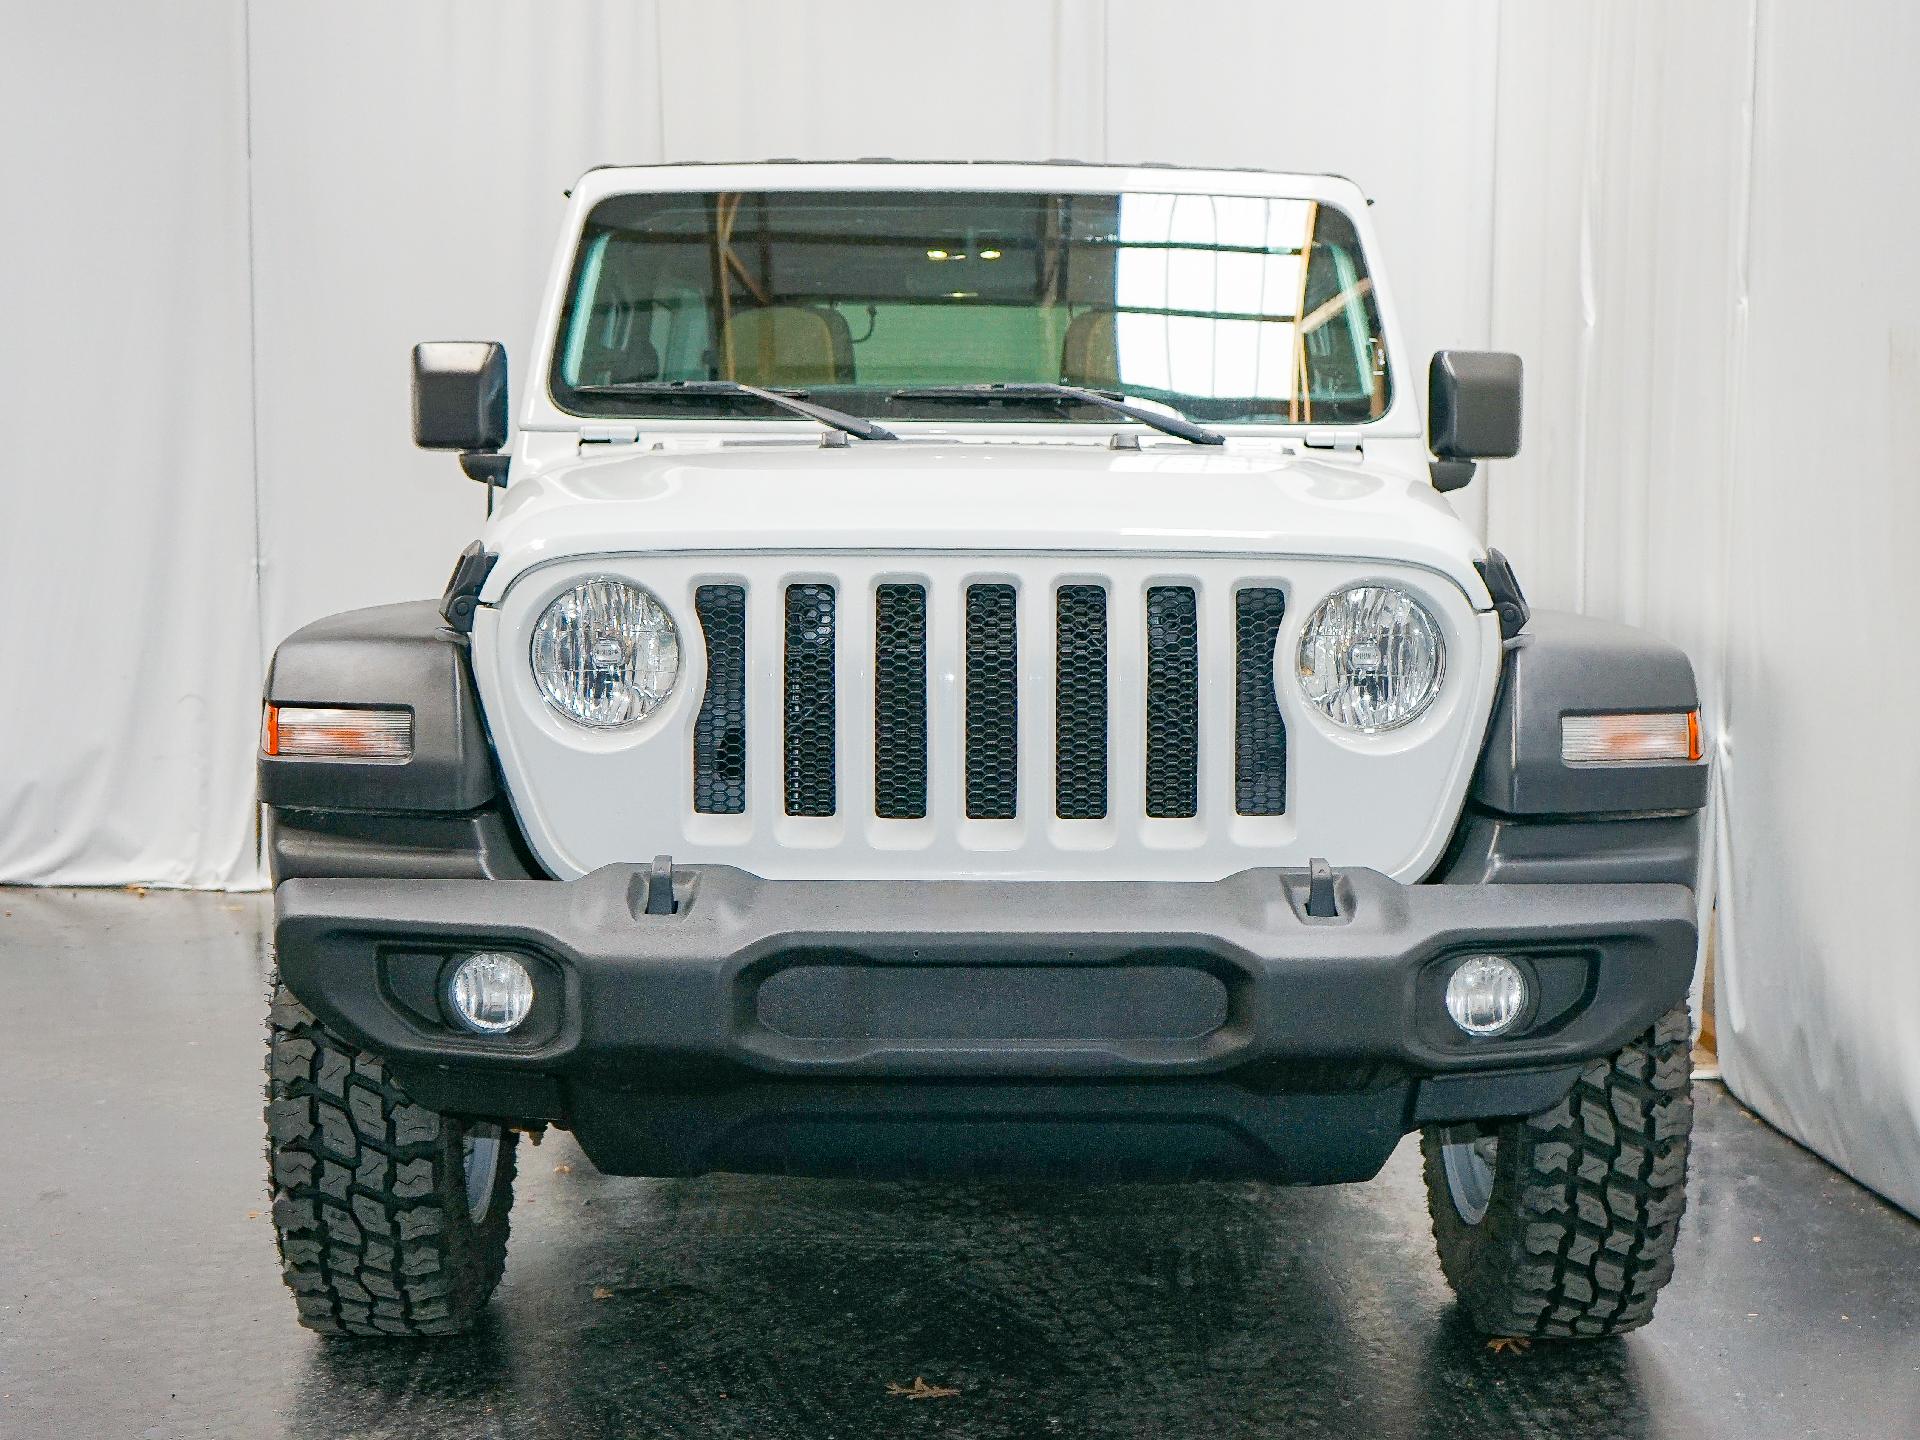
592,1286 -> 614,1301
1485,1337 -> 1532,1355
554,1163 -> 573,1174
887,1377 -> 960,1400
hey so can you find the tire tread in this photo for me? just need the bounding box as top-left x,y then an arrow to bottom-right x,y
1420,1004 -> 1694,1339
264,981 -> 514,1337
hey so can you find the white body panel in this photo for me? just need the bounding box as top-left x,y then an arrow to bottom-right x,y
472,541 -> 1500,884
466,162 -> 1500,885
479,443 -> 1486,600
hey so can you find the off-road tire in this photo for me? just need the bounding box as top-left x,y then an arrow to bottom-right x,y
265,981 -> 516,1336
1420,1004 -> 1693,1339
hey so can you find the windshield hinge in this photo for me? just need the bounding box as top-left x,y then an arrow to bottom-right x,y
1300,432 -> 1364,454
579,423 -> 640,446
440,541 -> 497,634
1475,549 -> 1531,640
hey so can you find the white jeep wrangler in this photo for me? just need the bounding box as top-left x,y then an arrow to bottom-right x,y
261,162 -> 1705,1339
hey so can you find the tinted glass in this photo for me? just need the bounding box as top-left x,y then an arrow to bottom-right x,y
553,189 -> 1390,425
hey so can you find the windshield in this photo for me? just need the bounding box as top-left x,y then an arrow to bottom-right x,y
552,188 -> 1391,426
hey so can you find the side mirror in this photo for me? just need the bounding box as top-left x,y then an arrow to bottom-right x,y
1427,350 -> 1522,493
412,341 -> 509,487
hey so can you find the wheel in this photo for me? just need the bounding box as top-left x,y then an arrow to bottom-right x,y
264,980 -> 517,1336
1419,1004 -> 1693,1339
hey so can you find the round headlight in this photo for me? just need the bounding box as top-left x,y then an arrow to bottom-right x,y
1296,584 -> 1446,732
530,578 -> 680,729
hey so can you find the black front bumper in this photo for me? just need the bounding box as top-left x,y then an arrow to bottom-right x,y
275,865 -> 1695,1183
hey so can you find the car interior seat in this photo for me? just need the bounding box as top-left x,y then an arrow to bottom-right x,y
572,297 -> 662,387
726,306 -> 855,386
1059,308 -> 1121,390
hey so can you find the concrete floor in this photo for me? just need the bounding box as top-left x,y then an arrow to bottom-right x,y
3,889 -> 1917,1440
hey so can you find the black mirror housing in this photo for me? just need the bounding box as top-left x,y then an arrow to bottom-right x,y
1428,350 -> 1522,461
412,341 -> 508,453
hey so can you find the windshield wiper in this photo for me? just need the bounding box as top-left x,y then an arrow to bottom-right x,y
891,382 -> 1225,446
572,380 -> 896,442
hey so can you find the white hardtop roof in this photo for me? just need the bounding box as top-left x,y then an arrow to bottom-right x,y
566,159 -> 1371,207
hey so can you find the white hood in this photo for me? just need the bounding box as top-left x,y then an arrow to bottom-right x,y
478,441 -> 1490,605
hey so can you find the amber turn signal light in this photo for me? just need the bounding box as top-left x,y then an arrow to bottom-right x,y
1560,710 -> 1702,764
261,704 -> 413,761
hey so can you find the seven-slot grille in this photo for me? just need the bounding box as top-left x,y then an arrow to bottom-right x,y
691,579 -> 1287,822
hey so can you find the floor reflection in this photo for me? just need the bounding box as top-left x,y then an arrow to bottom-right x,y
287,1158 -> 1673,1440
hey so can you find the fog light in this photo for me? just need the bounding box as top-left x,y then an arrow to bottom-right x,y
1444,955 -> 1529,1037
447,952 -> 534,1034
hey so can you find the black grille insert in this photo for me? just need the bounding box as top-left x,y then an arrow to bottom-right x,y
783,583 -> 836,816
873,584 -> 929,819
1054,585 -> 1108,819
1234,587 -> 1288,815
965,583 -> 1018,819
692,584 -> 747,814
1145,586 -> 1199,818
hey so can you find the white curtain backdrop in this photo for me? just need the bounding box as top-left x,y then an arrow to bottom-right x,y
0,1 -> 259,887
2,0 -> 1914,1216
1487,0 -> 1920,1220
